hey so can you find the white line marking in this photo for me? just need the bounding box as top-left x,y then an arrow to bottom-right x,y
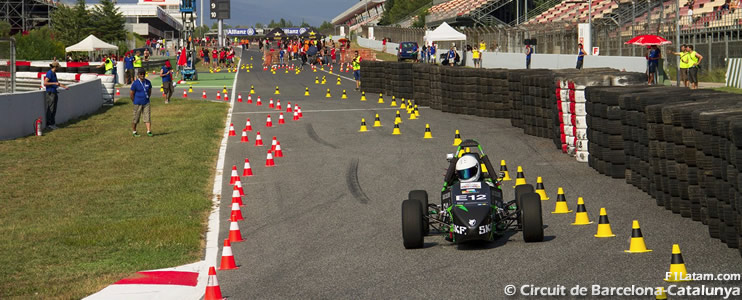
195,50 -> 242,298
319,68 -> 355,82
232,107 -> 428,114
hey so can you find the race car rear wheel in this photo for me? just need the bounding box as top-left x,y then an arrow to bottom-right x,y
409,190 -> 429,235
402,199 -> 424,249
515,184 -> 535,226
521,192 -> 545,242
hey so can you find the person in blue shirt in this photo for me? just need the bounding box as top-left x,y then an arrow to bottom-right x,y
576,43 -> 586,69
429,43 -> 436,64
160,60 -> 174,104
279,48 -> 285,65
124,53 -> 134,85
130,71 -> 153,137
43,61 -> 68,130
525,45 -> 533,69
647,45 -> 661,85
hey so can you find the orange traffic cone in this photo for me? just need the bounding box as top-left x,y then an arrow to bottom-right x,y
274,141 -> 284,157
224,94 -> 229,102
278,113 -> 285,124
183,90 -> 188,98
240,129 -> 249,143
266,115 -> 273,127
231,185 -> 243,206
216,92 -> 221,100
204,266 -> 223,300
247,94 -> 252,103
270,136 -> 278,152
238,93 -> 242,102
297,106 -> 303,118
229,165 -> 239,185
218,239 -> 238,270
234,177 -> 244,196
116,88 -> 120,96
202,90 -> 207,99
255,131 -> 264,146
286,102 -> 292,113
228,123 -> 236,136
228,213 -> 244,242
265,151 -> 275,167
293,110 -> 299,121
230,202 -> 243,221
269,98 -> 274,108
242,158 -> 253,176
276,99 -> 282,111
244,118 -> 252,131
256,96 -> 262,106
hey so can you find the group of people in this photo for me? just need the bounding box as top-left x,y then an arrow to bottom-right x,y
145,38 -> 167,56
260,38 -> 354,70
198,47 -> 236,69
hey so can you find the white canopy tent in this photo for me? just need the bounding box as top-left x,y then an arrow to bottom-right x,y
65,35 -> 118,52
424,22 -> 466,45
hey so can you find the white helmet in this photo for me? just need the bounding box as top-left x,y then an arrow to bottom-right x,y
456,154 -> 480,183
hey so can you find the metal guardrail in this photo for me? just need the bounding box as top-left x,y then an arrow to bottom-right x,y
0,38 -> 16,94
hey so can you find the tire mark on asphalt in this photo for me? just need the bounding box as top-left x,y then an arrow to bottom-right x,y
346,158 -> 370,204
305,123 -> 338,149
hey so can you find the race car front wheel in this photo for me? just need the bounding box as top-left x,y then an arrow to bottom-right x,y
409,190 -> 429,235
402,199 -> 424,249
520,193 -> 545,242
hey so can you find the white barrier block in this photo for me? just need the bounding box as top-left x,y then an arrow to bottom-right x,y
576,150 -> 589,162
574,115 -> 587,129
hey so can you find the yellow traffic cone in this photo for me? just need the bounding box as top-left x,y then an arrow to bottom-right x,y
392,121 -> 401,135
223,86 -> 227,94
359,118 -> 368,132
305,87 -> 310,96
571,197 -> 593,225
594,208 -> 616,237
378,93 -> 384,104
535,177 -> 549,200
625,220 -> 652,253
414,105 -> 420,117
423,124 -> 432,139
390,96 -> 397,107
326,89 -> 332,98
400,101 -> 407,110
275,86 -> 280,95
552,187 -> 573,213
656,287 -> 668,299
395,111 -> 403,124
315,77 -> 319,84
250,85 -> 255,94
500,160 -> 511,181
337,77 -> 341,85
408,110 -> 417,120
373,114 -> 382,127
210,68 -> 214,73
189,85 -> 193,93
361,91 -> 367,101
160,85 -> 164,92
665,244 -> 691,282
452,130 -> 462,146
342,90 -> 348,99
513,166 -> 526,188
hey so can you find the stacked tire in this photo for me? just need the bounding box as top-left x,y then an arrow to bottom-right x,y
429,65 -> 443,110
412,64 -> 431,106
359,61 -> 384,94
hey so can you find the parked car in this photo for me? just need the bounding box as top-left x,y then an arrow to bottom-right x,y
396,42 -> 419,62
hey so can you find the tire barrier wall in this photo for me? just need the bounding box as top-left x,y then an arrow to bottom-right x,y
585,86 -> 742,253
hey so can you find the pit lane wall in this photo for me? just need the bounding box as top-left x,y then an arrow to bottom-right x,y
0,79 -> 103,140
360,61 -> 742,254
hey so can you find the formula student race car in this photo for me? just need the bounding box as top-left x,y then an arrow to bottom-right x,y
401,139 -> 544,249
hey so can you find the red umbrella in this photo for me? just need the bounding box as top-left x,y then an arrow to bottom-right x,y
624,35 -> 672,46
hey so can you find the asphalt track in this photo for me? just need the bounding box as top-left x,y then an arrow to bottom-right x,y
216,50 -> 741,299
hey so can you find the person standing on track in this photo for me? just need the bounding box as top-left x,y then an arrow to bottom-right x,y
131,71 -> 153,137
576,43 -> 586,69
352,51 -> 362,91
686,45 -> 703,89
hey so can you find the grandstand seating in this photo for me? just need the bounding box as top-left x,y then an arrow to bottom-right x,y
428,0 -> 507,23
527,0 -> 619,25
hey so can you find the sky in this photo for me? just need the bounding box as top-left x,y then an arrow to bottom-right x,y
67,0 -> 357,28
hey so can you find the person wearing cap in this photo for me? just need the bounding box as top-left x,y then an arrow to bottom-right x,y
98,54 -> 114,75
43,62 -> 68,130
161,60 -> 174,104
130,71 -> 153,137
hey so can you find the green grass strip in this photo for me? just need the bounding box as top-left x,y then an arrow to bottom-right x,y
0,97 -> 228,298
